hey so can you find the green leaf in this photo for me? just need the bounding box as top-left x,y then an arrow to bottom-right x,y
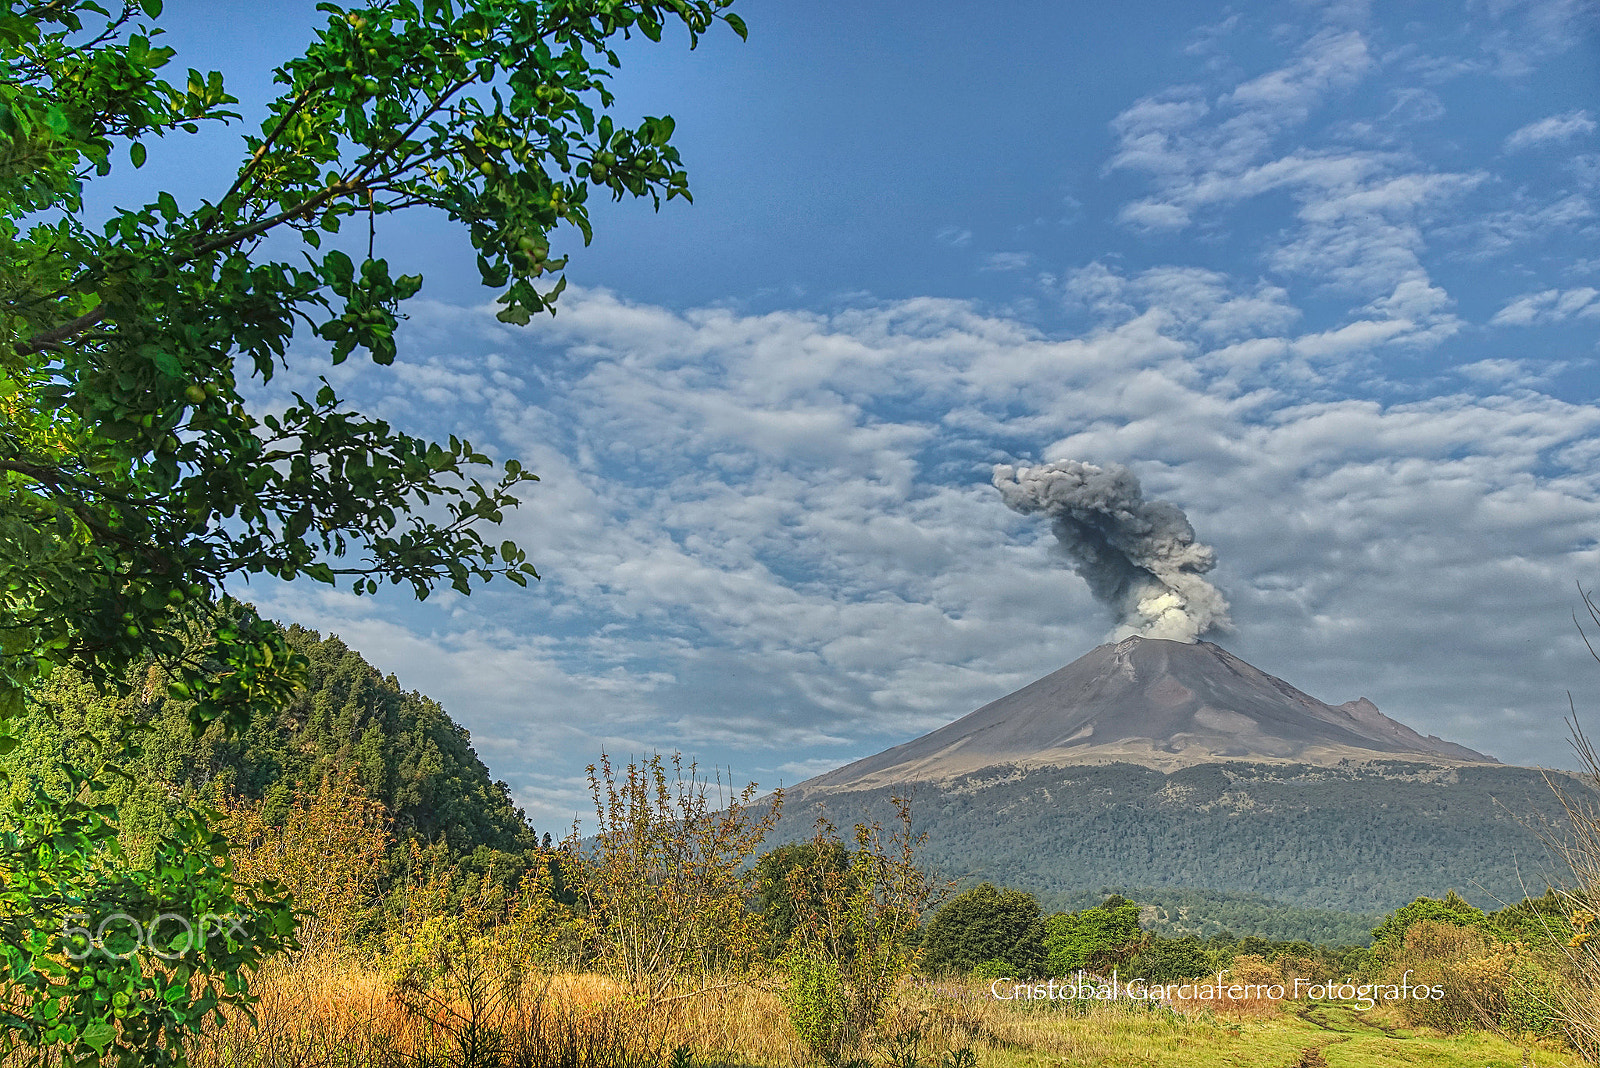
80,1019 -> 116,1055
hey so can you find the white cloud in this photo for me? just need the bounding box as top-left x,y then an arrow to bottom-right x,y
1505,109 -> 1596,151
1103,22 -> 1483,355
1444,192 -> 1596,259
1491,287 -> 1600,325
981,252 -> 1033,272
262,280 -> 1600,829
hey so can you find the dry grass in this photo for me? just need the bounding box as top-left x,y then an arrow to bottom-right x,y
189,961 -> 670,1068
183,961 -> 811,1068
14,962 -> 1582,1068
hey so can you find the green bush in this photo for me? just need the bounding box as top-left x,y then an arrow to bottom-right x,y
1371,891 -> 1486,944
1502,955 -> 1567,1039
922,883 -> 1045,976
1127,936 -> 1212,982
969,958 -> 1013,980
1044,895 -> 1142,973
783,951 -> 848,1063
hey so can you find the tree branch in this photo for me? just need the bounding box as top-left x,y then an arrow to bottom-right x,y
16,303 -> 108,355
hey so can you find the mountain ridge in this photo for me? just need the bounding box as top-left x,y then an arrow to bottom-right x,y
798,636 -> 1494,795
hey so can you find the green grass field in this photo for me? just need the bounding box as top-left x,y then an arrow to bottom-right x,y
977,1003 -> 1579,1068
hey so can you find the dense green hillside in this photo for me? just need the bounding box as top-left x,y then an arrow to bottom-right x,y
786,759 -> 1578,914
1038,886 -> 1384,946
5,623 -> 541,875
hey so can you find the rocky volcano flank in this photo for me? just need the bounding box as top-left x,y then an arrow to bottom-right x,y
801,636 -> 1494,793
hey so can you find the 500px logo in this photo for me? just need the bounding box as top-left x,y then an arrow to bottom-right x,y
58,912 -> 250,961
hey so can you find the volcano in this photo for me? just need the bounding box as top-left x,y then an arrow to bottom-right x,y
799,636 -> 1494,793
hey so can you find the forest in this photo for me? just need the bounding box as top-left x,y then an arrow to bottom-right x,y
783,759 -> 1573,913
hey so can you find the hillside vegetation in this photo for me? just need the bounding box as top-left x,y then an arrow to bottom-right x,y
9,625 -> 1600,1065
1039,887 -> 1385,946
5,623 -> 544,900
788,759 -> 1572,913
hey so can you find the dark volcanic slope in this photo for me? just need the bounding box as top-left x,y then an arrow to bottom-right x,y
802,636 -> 1492,792
779,761 -> 1565,913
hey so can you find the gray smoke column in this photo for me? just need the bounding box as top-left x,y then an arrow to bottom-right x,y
992,460 -> 1231,642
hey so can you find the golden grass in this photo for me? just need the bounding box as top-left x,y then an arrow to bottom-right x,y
17,963 -> 1585,1068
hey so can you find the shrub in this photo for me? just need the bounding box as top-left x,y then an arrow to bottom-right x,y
921,883 -> 1044,977
1371,890 -> 1486,944
783,951 -> 849,1063
1043,895 -> 1142,973
1227,954 -> 1277,987
754,841 -> 853,958
969,959 -> 1013,981
1503,955 -> 1568,1039
565,752 -> 779,998
218,769 -> 389,958
1386,919 -> 1512,1033
1127,936 -> 1212,982
781,798 -> 940,1058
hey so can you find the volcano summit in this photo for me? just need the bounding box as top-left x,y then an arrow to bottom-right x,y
801,636 -> 1494,794
783,639 -> 1555,914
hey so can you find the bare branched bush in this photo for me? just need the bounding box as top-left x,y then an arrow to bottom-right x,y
1520,585 -> 1600,1058
780,797 -> 945,1062
565,752 -> 781,999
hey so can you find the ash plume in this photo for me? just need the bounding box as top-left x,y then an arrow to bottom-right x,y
992,460 -> 1231,643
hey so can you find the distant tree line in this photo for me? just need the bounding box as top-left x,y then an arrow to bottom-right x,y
910,881 -> 1577,984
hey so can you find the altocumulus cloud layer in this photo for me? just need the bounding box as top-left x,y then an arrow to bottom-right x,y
252,1 -> 1600,826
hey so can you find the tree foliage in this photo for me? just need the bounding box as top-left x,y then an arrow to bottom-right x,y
790,761 -> 1569,914
1042,894 -> 1142,974
6,623 -> 543,859
920,882 -> 1043,977
1370,891 -> 1487,946
0,773 -> 298,1067
0,0 -> 744,1062
1,0 -> 743,727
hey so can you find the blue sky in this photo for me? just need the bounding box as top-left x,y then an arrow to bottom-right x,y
136,0 -> 1600,829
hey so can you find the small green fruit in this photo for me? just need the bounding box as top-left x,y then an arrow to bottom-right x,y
184,385 -> 207,404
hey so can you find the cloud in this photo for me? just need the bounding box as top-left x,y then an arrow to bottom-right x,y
1505,110 -> 1596,152
257,277 -> 1600,830
1491,287 -> 1600,325
1443,192 -> 1596,259
1455,359 -> 1568,387
981,252 -> 1034,273
1104,21 -> 1484,359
